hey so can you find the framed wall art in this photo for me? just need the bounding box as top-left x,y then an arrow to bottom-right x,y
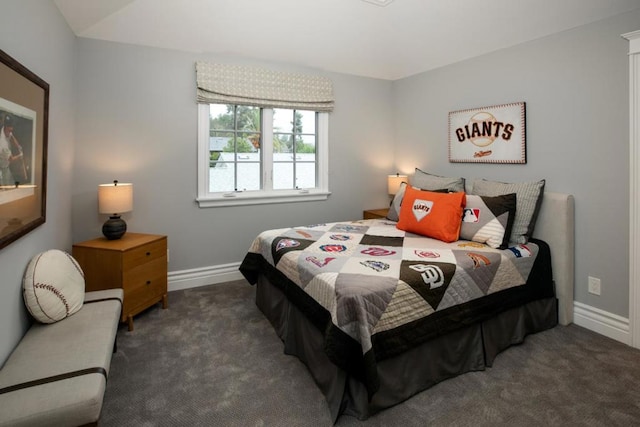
0,49 -> 48,250
448,102 -> 526,164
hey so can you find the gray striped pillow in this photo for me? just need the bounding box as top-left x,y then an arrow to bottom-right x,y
411,168 -> 465,193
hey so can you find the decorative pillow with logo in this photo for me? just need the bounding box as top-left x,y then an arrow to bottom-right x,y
471,178 -> 545,244
459,193 -> 517,249
396,186 -> 466,243
22,249 -> 85,324
386,182 -> 450,222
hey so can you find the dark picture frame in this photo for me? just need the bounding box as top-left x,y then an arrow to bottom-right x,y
0,49 -> 48,250
448,102 -> 526,164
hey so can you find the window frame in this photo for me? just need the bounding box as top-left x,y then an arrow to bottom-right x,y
196,104 -> 330,207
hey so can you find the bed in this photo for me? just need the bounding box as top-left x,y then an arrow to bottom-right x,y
240,189 -> 575,422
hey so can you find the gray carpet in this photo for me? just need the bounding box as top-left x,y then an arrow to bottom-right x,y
100,280 -> 640,426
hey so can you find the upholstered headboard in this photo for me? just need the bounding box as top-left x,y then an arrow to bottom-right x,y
532,192 -> 575,325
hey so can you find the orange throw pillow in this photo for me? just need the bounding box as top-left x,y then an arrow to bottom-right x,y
396,186 -> 466,243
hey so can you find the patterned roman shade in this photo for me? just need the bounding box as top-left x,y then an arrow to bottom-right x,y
196,62 -> 334,112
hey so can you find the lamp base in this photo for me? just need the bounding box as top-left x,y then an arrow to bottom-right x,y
102,215 -> 127,240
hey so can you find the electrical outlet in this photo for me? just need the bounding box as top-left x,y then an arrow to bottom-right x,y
588,276 -> 601,295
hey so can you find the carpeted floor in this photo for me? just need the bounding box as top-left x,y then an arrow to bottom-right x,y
100,280 -> 640,426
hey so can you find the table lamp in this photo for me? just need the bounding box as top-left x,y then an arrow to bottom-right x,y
98,180 -> 133,240
387,173 -> 407,196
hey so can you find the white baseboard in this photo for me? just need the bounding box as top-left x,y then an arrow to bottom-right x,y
168,262 -> 244,292
573,301 -> 630,345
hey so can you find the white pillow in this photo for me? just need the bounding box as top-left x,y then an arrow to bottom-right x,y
23,250 -> 85,323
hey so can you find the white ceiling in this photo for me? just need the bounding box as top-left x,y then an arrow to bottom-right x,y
54,0 -> 640,80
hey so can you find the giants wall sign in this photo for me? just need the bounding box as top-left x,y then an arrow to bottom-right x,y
448,102 -> 526,164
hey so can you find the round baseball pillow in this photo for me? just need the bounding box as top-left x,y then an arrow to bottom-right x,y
22,249 -> 85,323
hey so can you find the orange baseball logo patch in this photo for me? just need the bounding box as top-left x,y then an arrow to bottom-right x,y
467,252 -> 491,269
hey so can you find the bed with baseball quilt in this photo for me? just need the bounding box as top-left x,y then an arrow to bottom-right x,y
239,175 -> 575,422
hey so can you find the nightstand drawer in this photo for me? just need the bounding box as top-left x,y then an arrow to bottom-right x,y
123,238 -> 167,270
123,256 -> 167,298
123,257 -> 167,318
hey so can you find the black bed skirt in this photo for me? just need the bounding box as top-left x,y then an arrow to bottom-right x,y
255,274 -> 558,423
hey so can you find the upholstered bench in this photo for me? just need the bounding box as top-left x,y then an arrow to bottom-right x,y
0,288 -> 122,426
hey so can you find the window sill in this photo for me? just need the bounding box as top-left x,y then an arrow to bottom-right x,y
196,189 -> 331,208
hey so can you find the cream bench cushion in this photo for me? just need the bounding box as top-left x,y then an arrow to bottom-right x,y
0,289 -> 122,427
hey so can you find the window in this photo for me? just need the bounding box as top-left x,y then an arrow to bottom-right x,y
195,62 -> 333,206
207,104 -> 262,193
197,103 -> 329,207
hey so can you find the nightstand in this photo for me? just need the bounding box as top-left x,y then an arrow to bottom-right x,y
363,208 -> 389,219
72,233 -> 168,331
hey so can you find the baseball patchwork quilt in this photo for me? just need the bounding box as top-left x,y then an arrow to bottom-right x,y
240,218 -> 554,397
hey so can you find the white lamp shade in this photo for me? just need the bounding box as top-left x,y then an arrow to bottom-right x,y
387,174 -> 408,195
98,182 -> 133,215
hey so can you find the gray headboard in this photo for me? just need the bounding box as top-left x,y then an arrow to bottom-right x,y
532,192 -> 575,325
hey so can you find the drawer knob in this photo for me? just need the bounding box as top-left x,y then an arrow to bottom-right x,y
146,280 -> 151,285
146,252 -> 151,256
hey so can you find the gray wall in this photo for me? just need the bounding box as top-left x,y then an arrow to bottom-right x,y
1,1 -> 636,366
0,0 -> 77,364
72,39 -> 394,271
393,10 -> 640,317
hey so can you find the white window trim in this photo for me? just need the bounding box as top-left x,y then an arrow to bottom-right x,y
196,105 -> 330,207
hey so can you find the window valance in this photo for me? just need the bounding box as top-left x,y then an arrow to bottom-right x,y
195,62 -> 334,112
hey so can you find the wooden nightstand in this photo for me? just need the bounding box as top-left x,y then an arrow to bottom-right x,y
363,208 -> 389,219
72,233 -> 168,331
